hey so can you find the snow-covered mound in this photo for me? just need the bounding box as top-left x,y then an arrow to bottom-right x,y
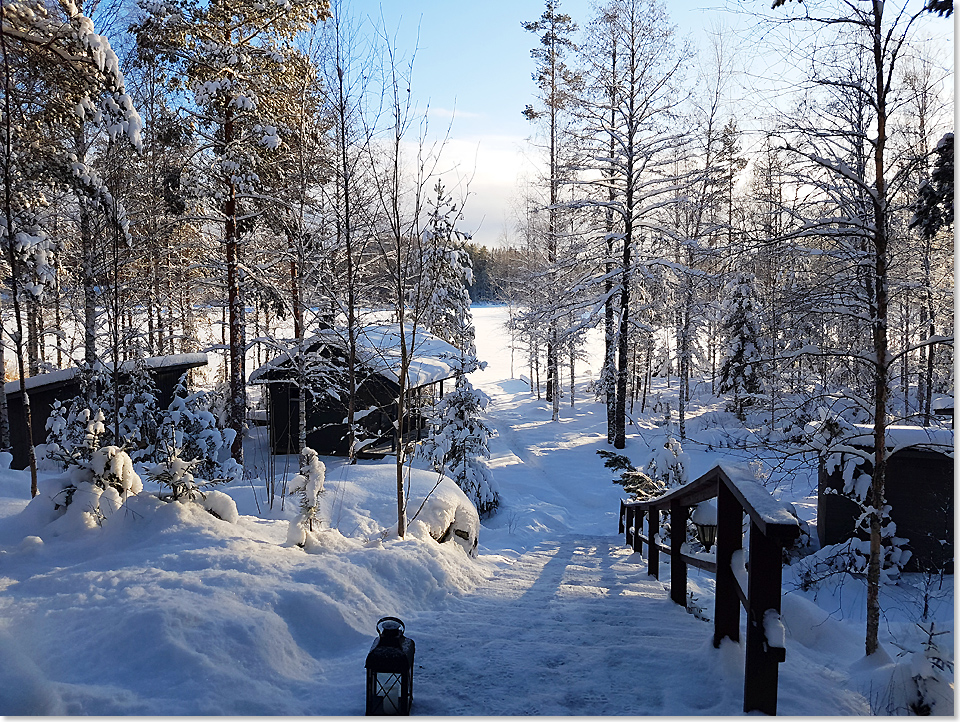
0,460 -> 489,715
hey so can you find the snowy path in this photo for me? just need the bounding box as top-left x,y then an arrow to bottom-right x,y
395,307 -> 869,716
406,536 -> 745,716
395,310 -> 747,715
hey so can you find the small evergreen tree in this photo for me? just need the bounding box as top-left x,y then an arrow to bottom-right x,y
425,375 -> 500,518
719,271 -> 764,419
118,359 -> 160,462
286,446 -> 326,546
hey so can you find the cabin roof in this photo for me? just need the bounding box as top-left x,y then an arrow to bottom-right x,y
249,324 -> 461,389
4,353 -> 209,396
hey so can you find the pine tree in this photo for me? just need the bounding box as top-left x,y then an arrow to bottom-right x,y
132,0 -> 332,466
523,0 -> 579,422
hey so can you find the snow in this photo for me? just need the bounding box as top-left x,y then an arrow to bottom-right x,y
248,325 -> 458,389
0,305 -> 952,715
3,353 -> 208,395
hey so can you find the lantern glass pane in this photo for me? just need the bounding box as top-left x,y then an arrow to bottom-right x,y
376,672 -> 402,714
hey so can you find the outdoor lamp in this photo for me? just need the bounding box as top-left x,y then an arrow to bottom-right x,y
365,616 -> 415,715
691,500 -> 719,552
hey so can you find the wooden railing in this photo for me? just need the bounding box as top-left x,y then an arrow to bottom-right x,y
618,465 -> 799,715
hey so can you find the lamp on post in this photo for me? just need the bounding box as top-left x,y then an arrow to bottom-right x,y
691,499 -> 719,552
365,617 -> 415,715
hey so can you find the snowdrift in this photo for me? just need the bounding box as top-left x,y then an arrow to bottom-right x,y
0,459 -> 489,715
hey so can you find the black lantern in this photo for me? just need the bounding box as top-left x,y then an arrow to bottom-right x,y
365,617 -> 415,715
691,500 -> 718,552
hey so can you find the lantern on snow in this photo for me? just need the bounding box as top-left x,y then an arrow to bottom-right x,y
365,616 -> 415,715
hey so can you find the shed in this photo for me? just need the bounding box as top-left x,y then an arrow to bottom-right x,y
5,353 -> 208,470
250,324 -> 460,457
817,425 -> 954,573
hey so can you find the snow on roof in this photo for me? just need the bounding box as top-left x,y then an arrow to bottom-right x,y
850,424 -> 953,453
4,353 -> 208,395
249,324 -> 460,388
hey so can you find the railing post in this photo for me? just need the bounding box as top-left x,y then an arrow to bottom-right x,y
670,499 -> 687,607
648,506 -> 660,579
632,509 -> 644,553
743,519 -> 785,716
619,500 -> 626,535
714,479 -> 742,647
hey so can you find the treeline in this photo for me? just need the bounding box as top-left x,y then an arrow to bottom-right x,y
462,244 -> 525,303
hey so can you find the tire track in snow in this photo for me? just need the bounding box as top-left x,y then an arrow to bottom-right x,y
406,536 -> 744,716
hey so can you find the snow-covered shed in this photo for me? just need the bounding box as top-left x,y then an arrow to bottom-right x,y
4,353 -> 208,470
249,324 -> 460,457
817,425 -> 954,573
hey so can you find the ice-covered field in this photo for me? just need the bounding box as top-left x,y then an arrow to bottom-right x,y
0,305 -> 952,715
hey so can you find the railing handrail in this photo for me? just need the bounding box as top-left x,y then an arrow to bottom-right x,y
621,465 -> 798,538
618,463 -> 800,715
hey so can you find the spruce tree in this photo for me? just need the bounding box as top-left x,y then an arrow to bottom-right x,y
719,271 -> 764,420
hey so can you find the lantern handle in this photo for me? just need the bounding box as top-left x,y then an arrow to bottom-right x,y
377,616 -> 405,637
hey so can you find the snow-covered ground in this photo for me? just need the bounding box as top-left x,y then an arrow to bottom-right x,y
0,305 -> 952,715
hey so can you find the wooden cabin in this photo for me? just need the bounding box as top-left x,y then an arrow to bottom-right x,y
249,325 -> 460,457
817,425 -> 954,573
4,353 -> 208,470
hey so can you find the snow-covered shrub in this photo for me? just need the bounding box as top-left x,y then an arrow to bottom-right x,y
422,373 -> 499,518
645,436 -> 689,491
142,442 -> 238,522
286,447 -> 326,547
37,438 -> 143,529
907,622 -> 954,715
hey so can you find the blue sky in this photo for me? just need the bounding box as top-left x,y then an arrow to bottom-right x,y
341,1 -> 952,247
338,0 -> 724,246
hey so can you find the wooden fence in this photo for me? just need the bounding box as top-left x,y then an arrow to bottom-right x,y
618,465 -> 799,715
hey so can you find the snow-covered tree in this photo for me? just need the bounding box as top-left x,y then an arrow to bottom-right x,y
286,446 -> 325,546
117,358 -> 160,461
768,0 -> 951,657
570,0 -> 687,448
719,271 -> 764,420
418,182 -> 476,356
0,0 -> 142,496
158,372 -> 239,483
424,376 -> 499,518
522,0 -> 580,423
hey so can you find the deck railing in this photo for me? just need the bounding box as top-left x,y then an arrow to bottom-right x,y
618,465 -> 799,715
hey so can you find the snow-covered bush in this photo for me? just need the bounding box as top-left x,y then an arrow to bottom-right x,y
422,373 -> 499,518
37,438 -> 143,529
286,447 -> 326,547
645,436 -> 689,491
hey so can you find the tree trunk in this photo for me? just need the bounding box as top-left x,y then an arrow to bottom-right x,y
866,0 -> 890,656
224,105 -> 246,466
